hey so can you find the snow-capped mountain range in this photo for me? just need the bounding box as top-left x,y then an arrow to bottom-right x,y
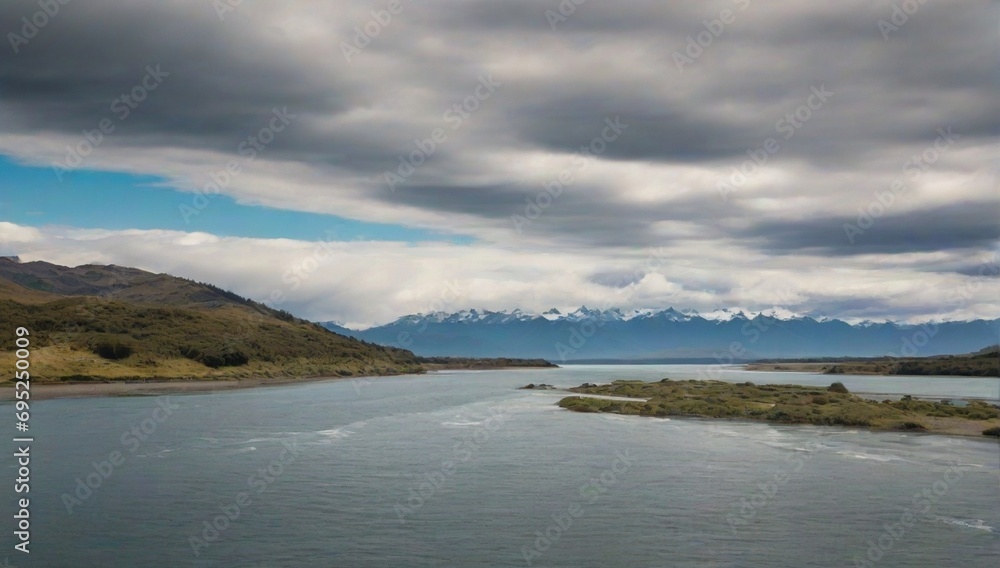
321,307 -> 999,362
387,306 -> 826,325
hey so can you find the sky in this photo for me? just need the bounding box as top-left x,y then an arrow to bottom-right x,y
0,0 -> 997,328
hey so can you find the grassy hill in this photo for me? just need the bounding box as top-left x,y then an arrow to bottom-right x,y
0,277 -> 62,304
0,260 -> 153,297
0,259 -> 424,382
0,259 -> 279,308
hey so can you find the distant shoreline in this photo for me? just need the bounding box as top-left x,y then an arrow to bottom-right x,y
2,364 -> 559,402
745,359 -> 998,377
745,362 -> 844,373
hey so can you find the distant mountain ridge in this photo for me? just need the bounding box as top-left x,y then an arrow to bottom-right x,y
322,307 -> 1000,362
376,306 -> 830,325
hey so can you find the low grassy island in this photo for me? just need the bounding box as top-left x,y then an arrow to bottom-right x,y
558,379 -> 1000,437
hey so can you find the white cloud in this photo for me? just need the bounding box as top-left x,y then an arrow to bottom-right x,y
2,223 -> 996,327
0,221 -> 43,244
0,0 -> 997,326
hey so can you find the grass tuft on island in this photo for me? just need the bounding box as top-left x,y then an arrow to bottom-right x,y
558,379 -> 1000,437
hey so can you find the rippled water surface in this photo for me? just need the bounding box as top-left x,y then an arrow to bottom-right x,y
6,366 -> 999,567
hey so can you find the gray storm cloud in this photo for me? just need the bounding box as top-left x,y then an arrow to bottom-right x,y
0,0 -> 997,324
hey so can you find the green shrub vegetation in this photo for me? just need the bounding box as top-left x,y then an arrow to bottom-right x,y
0,295 -> 424,381
90,337 -> 134,360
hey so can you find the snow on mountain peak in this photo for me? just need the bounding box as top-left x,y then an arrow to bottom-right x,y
393,306 -> 825,326
542,308 -> 563,321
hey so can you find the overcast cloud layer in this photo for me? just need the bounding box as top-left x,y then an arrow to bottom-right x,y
0,0 -> 997,326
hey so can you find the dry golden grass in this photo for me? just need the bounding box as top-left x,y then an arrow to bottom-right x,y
0,278 -> 62,304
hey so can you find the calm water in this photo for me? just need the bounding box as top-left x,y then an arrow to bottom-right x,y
4,366 -> 999,567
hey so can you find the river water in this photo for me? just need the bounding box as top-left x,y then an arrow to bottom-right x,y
5,365 -> 999,567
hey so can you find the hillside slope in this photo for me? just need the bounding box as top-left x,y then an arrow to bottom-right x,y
0,277 -> 63,304
0,259 -> 423,381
